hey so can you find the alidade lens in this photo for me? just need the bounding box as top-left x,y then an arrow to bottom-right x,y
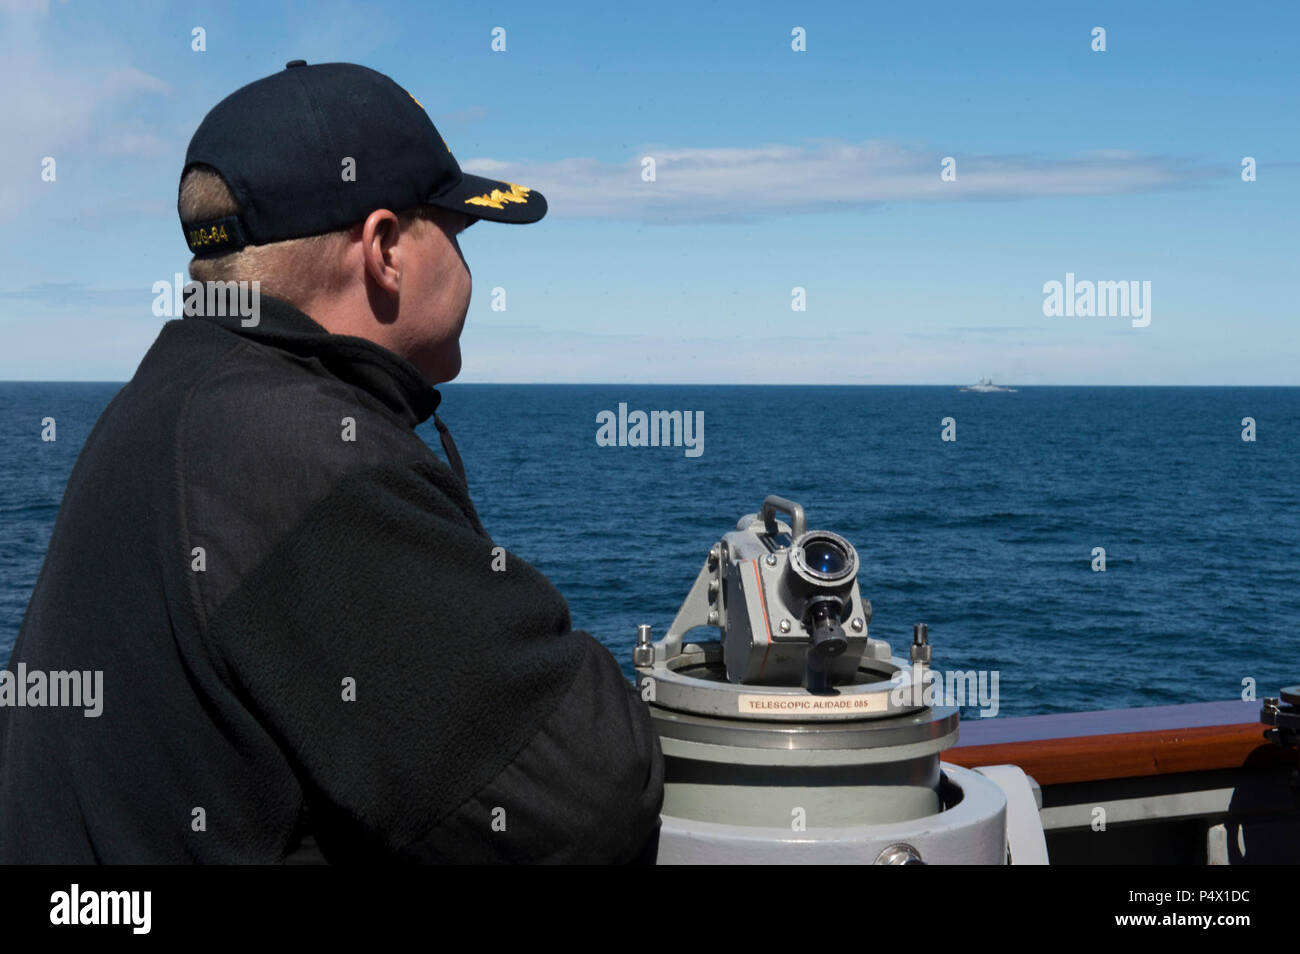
804,539 -> 847,576
789,530 -> 858,587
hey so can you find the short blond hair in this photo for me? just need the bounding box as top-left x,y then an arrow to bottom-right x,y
178,165 -> 439,308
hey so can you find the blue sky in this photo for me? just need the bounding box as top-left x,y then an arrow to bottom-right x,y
1,0 -> 1296,383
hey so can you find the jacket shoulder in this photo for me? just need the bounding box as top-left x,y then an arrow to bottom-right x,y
173,333 -> 460,617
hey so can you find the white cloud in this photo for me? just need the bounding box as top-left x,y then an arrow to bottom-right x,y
462,140 -> 1221,223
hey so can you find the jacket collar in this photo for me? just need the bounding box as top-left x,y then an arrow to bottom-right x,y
187,293 -> 441,428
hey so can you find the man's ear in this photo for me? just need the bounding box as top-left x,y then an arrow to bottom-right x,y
360,209 -> 402,293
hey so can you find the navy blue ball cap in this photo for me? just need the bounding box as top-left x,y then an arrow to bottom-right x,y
180,60 -> 546,256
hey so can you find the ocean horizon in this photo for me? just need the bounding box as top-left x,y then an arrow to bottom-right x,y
3,382 -> 1297,719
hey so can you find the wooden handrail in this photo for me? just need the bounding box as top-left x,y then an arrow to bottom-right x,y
946,699 -> 1290,785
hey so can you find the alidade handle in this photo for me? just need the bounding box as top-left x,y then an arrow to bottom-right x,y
761,495 -> 806,539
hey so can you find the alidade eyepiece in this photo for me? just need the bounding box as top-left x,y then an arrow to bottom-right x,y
806,599 -> 848,658
805,599 -> 849,691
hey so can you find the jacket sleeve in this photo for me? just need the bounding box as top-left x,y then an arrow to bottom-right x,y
199,458 -> 664,863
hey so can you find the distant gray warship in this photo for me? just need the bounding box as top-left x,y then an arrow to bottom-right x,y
961,377 -> 1017,392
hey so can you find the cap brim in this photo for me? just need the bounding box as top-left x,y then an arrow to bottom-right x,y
429,173 -> 547,224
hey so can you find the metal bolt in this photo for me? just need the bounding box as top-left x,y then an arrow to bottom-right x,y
778,619 -> 792,634
707,610 -> 719,625
910,623 -> 931,666
765,553 -> 778,567
874,843 -> 924,865
633,624 -> 654,667
851,618 -> 864,632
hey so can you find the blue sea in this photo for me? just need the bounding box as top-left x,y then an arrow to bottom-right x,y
2,383 -> 1297,718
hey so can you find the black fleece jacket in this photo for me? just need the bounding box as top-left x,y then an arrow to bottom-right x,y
0,295 -> 663,863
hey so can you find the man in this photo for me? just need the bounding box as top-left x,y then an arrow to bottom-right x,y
0,61 -> 663,863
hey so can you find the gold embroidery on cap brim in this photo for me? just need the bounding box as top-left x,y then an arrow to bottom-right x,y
465,182 -> 531,210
